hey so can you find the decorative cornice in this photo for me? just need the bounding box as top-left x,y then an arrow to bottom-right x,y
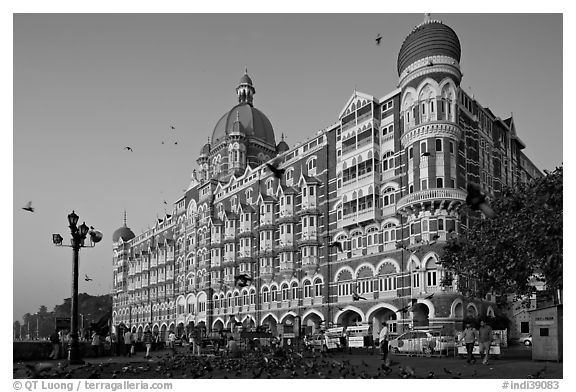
401,121 -> 461,147
399,56 -> 462,89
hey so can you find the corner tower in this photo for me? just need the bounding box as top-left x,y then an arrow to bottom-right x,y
396,15 -> 466,244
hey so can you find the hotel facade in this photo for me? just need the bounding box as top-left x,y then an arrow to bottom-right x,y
112,16 -> 541,340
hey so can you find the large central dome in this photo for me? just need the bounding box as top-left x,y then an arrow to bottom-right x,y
211,102 -> 276,147
397,18 -> 461,76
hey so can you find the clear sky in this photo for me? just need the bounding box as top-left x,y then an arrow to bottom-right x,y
11,11 -> 563,322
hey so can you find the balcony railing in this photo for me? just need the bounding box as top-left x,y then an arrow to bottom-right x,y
396,188 -> 466,211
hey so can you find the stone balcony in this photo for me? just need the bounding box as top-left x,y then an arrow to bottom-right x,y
396,188 -> 466,214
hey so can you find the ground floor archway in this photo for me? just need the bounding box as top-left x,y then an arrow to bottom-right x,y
412,303 -> 430,328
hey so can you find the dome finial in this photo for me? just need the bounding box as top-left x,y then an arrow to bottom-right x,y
281,133 -> 285,141
123,210 -> 127,227
245,66 -> 248,75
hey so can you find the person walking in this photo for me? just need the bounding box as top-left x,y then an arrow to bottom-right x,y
143,327 -> 153,359
168,330 -> 176,352
379,322 -> 390,366
49,329 -> 60,360
123,329 -> 133,357
478,319 -> 493,365
460,322 -> 479,364
91,331 -> 100,358
191,327 -> 201,356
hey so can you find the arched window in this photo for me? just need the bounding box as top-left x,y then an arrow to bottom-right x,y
314,278 -> 323,297
436,177 -> 444,188
382,222 -> 397,243
262,287 -> 270,303
307,157 -> 317,172
382,151 -> 394,172
382,187 -> 396,206
366,227 -> 379,246
281,283 -> 289,301
378,262 -> 397,292
270,285 -> 278,302
291,281 -> 298,300
303,280 -> 312,298
351,231 -> 363,249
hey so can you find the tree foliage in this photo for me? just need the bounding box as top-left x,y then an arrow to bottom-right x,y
17,293 -> 111,339
440,166 -> 562,299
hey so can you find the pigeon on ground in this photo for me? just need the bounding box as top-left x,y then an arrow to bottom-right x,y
25,362 -> 55,378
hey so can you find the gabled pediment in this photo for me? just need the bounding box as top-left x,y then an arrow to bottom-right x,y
338,90 -> 375,119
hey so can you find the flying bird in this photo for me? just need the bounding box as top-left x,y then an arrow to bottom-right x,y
337,307 -> 344,311
124,146 -> 133,152
432,234 -> 440,241
234,274 -> 253,287
352,293 -> 367,301
421,151 -> 431,157
443,367 -> 452,375
375,33 -> 382,45
266,162 -> 285,179
174,142 -> 178,145
170,126 -> 176,130
163,200 -> 168,205
396,305 -> 411,314
466,182 -> 495,218
424,293 -> 434,300
329,241 -> 344,252
22,201 -> 34,212
85,274 -> 93,282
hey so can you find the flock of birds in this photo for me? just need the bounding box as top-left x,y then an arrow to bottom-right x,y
16,348 -> 549,380
124,125 -> 179,153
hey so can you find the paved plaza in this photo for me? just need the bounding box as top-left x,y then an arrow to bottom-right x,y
13,345 -> 561,379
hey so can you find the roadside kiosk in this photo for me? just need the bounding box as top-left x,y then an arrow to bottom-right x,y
529,304 -> 562,362
325,327 -> 344,350
346,325 -> 372,348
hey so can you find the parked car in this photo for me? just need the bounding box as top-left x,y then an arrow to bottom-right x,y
389,330 -> 456,356
522,335 -> 533,346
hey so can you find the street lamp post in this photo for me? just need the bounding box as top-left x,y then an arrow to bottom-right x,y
53,210 -> 102,364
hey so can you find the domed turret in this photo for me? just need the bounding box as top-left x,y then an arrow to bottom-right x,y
113,211 -> 135,243
211,70 -> 276,148
276,134 -> 289,154
397,16 -> 461,77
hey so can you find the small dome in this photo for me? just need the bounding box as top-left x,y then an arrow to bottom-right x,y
276,140 -> 289,153
239,73 -> 253,85
212,102 -> 276,147
112,225 -> 135,243
397,19 -> 461,76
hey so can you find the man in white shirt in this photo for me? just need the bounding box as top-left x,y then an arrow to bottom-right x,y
379,322 -> 390,365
